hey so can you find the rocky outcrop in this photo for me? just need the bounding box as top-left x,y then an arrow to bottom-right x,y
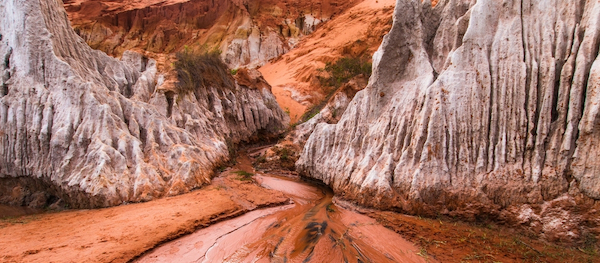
290,77 -> 367,146
0,0 -> 288,208
297,0 -> 600,242
65,0 -> 360,68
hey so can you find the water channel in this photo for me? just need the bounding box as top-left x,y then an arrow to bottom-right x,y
136,173 -> 427,263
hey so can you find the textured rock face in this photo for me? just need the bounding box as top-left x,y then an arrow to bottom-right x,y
290,77 -> 367,146
65,0 -> 360,68
298,0 -> 600,242
0,0 -> 288,208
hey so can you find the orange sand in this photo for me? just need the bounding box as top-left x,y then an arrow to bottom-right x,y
0,158 -> 288,263
260,0 -> 396,122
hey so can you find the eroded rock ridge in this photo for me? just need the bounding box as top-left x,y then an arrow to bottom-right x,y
298,0 -> 600,242
0,0 -> 288,208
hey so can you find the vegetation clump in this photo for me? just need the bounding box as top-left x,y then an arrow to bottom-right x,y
233,170 -> 254,181
299,107 -> 320,123
173,49 -> 234,94
296,56 -> 372,123
318,56 -> 372,88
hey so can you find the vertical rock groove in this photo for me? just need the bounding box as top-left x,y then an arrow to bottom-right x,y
298,0 -> 600,242
0,0 -> 288,208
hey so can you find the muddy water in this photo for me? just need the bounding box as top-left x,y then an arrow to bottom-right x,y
137,174 -> 427,263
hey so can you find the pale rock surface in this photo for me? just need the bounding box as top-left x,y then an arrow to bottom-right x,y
218,3 -> 333,69
223,28 -> 291,69
290,78 -> 366,146
0,0 -> 288,208
297,0 -> 600,242
291,92 -> 351,146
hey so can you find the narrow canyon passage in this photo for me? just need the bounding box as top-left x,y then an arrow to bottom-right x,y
2,0 -> 599,261
136,171 -> 427,263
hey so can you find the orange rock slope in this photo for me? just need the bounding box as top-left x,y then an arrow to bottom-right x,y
259,0 -> 396,122
65,0 -> 361,69
64,0 -> 400,122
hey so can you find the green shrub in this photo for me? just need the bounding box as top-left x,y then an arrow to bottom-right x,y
294,56 -> 371,124
326,204 -> 336,213
299,106 -> 320,122
174,50 -> 234,94
233,170 -> 254,181
279,147 -> 290,161
254,155 -> 266,164
319,57 -> 372,88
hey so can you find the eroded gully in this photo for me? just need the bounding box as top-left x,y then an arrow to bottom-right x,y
136,152 -> 428,263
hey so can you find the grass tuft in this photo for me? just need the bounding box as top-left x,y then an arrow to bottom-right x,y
174,49 -> 234,94
318,56 -> 372,88
294,55 -> 371,124
233,170 -> 254,181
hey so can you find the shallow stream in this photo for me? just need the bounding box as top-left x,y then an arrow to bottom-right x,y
136,173 -> 425,263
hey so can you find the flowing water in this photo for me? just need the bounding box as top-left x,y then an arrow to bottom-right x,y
136,174 -> 427,263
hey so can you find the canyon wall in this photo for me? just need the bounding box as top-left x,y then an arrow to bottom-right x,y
0,0 -> 288,208
297,0 -> 600,242
65,0 -> 360,68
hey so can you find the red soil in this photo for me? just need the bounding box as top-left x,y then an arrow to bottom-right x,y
0,156 -> 288,263
364,209 -> 599,263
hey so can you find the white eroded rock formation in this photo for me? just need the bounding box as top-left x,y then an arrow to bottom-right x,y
0,0 -> 288,208
297,0 -> 600,242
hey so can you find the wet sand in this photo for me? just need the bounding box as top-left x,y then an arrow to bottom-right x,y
137,173 -> 429,263
0,160 -> 288,263
2,150 -> 594,263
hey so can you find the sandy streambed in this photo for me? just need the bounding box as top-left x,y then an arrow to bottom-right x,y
136,174 -> 428,263
0,151 -> 426,263
0,164 -> 288,263
1,150 -> 593,263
